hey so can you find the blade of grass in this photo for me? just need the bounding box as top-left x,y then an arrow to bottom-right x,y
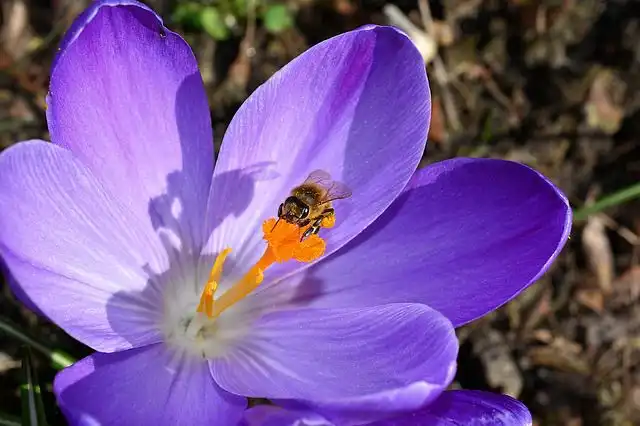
0,412 -> 21,426
21,346 -> 48,426
0,318 -> 75,370
573,182 -> 640,222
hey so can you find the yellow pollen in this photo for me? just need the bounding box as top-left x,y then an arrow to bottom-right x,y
196,247 -> 232,317
196,218 -> 326,319
321,214 -> 336,229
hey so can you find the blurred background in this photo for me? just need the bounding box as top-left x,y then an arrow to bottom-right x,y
1,0 -> 639,425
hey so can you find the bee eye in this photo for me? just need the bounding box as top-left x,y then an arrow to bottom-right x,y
301,206 -> 309,218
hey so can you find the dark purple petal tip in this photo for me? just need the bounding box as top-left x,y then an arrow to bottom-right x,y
53,1 -> 161,70
244,390 -> 532,426
405,390 -> 533,426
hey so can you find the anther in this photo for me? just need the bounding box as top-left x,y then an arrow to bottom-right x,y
197,248 -> 232,318
195,219 -> 326,320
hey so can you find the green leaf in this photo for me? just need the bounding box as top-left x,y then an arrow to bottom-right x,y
573,182 -> 640,222
21,346 -> 48,426
200,7 -> 230,40
50,351 -> 74,371
171,2 -> 203,28
263,4 -> 294,34
231,0 -> 249,18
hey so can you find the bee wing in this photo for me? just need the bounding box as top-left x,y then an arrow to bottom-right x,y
303,170 -> 352,203
323,180 -> 353,203
303,169 -> 334,186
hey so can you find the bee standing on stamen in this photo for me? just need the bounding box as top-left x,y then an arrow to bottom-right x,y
275,170 -> 352,241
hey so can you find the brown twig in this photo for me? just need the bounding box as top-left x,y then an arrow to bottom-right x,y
229,0 -> 257,90
417,0 -> 462,135
1,0 -> 30,60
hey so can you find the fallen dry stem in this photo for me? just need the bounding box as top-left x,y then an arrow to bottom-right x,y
417,0 -> 462,135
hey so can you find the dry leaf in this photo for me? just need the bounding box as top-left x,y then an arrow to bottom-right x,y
582,213 -> 614,294
428,98 -> 445,144
332,0 -> 356,15
611,266 -> 640,308
575,288 -> 604,313
432,21 -> 455,46
473,329 -> 523,397
533,329 -> 554,344
528,346 -> 590,375
383,4 -> 437,64
585,69 -> 625,134
0,0 -> 31,60
0,352 -> 20,374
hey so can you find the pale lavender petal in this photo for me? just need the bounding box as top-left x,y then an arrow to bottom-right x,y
48,0 -> 213,253
257,158 -> 571,327
211,303 -> 457,422
203,26 -> 429,285
0,142 -> 167,352
55,344 -> 246,425
368,390 -> 532,426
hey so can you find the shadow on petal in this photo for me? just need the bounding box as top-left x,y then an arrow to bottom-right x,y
104,73 -> 268,346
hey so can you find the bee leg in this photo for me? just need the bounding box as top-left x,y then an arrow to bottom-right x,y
301,217 -> 323,241
298,218 -> 311,227
301,224 -> 320,241
320,208 -> 336,228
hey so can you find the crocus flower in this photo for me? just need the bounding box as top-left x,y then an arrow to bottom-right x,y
243,390 -> 532,426
0,1 -> 571,425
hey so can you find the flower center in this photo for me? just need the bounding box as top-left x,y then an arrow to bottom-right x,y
184,218 -> 326,337
198,218 -> 325,319
165,218 -> 333,358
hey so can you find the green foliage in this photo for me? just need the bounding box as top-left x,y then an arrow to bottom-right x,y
172,2 -> 204,29
200,6 -> 230,40
0,318 -> 75,370
21,347 -> 48,426
171,1 -> 295,39
573,182 -> 640,222
0,412 -> 20,426
262,4 -> 294,34
172,2 -> 230,40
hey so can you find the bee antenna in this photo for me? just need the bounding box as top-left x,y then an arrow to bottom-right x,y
271,217 -> 281,232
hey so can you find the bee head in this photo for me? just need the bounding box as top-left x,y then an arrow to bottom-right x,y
281,196 -> 309,223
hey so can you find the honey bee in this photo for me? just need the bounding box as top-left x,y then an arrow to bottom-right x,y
276,169 -> 352,241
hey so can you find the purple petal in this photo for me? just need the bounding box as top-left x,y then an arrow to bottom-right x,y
48,0 -> 213,252
244,391 -> 532,426
202,26 -> 429,283
368,390 -> 532,426
0,141 -> 166,352
243,406 -> 330,426
211,303 -> 457,422
55,344 -> 246,425
258,158 -> 571,327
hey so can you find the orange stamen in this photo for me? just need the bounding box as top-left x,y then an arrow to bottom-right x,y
196,218 -> 326,319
